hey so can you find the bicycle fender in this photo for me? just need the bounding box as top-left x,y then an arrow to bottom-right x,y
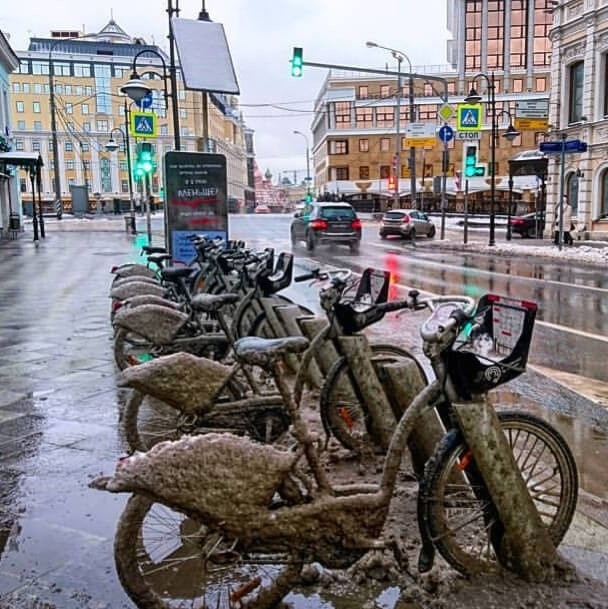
113,304 -> 189,344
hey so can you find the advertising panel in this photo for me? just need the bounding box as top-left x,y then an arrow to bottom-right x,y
164,151 -> 228,263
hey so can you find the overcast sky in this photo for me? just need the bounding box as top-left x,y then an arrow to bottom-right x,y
1,0 -> 451,184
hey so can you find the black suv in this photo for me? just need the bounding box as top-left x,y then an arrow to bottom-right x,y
290,202 -> 362,252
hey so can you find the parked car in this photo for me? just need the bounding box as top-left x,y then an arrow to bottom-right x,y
290,202 -> 362,252
510,211 -> 545,238
254,204 -> 270,214
379,209 -> 436,240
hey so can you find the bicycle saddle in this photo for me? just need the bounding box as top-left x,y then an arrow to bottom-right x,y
233,336 -> 309,368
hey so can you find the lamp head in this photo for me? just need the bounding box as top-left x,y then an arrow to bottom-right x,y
365,41 -> 378,48
464,88 -> 482,103
120,72 -> 152,103
105,138 -> 119,152
503,124 -> 520,142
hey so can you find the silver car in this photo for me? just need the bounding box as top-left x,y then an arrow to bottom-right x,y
379,209 -> 436,240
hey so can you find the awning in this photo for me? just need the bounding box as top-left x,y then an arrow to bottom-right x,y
0,152 -> 42,169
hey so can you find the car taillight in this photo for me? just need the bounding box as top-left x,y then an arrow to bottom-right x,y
351,219 -> 362,229
401,215 -> 410,224
511,218 -> 523,225
310,219 -> 328,230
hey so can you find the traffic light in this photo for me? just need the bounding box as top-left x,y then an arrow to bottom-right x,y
463,144 -> 485,177
135,142 -> 155,178
305,192 -> 313,203
291,47 -> 303,77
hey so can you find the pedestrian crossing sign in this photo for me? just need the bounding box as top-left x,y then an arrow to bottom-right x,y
457,104 -> 482,132
130,111 -> 158,138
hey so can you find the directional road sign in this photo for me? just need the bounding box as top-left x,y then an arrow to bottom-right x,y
437,125 -> 454,143
137,92 -> 153,110
539,139 -> 588,154
457,104 -> 482,132
130,112 -> 158,138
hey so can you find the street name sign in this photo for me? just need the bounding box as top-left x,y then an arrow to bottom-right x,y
515,100 -> 549,131
515,117 -> 549,130
456,104 -> 482,131
130,112 -> 158,138
405,122 -> 436,148
539,139 -> 588,154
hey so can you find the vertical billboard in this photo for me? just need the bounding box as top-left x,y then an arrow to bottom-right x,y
164,151 -> 228,263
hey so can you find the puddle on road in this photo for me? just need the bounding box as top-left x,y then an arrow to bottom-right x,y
491,389 -> 608,501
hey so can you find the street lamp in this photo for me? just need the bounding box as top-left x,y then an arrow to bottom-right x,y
293,130 -> 312,200
366,41 -> 416,210
464,72 -> 520,246
105,107 -> 136,234
120,48 -> 180,150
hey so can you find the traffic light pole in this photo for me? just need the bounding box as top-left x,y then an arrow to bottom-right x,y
123,101 -> 136,234
145,172 -> 152,245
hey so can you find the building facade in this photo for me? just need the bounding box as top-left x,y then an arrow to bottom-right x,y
548,0 -> 608,238
0,31 -> 19,236
310,0 -> 555,215
9,20 -> 251,213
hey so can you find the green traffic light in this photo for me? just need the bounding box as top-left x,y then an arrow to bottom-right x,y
465,166 -> 476,177
291,47 -> 303,77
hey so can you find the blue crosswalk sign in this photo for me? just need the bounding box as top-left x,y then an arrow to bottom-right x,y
130,111 -> 158,138
457,104 -> 482,132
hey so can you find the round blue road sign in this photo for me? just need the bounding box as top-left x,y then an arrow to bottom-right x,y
438,125 -> 454,143
137,92 -> 153,110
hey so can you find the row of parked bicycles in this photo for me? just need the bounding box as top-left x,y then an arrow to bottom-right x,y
93,235 -> 579,609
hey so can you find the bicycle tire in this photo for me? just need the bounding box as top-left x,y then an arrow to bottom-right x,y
422,411 -> 578,575
320,344 -> 428,452
114,494 -> 303,609
114,327 -> 157,371
123,378 -> 253,453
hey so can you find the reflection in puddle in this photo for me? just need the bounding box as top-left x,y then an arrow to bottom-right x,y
491,389 -> 608,501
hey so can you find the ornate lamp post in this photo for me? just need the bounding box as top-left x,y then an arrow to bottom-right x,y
464,72 -> 520,246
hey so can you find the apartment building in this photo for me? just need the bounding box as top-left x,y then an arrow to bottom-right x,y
9,20 -> 251,213
310,0 -> 555,214
548,0 -> 608,238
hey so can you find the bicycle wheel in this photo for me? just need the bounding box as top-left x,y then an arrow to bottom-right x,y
115,495 -> 303,609
422,411 -> 578,575
320,344 -> 428,452
114,327 -> 158,370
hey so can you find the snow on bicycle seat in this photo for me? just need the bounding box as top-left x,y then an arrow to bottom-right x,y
191,293 -> 240,313
142,245 -> 167,255
234,336 -> 309,368
147,252 -> 172,265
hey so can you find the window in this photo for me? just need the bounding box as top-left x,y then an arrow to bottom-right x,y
358,85 -> 368,99
81,143 -> 89,152
180,108 -> 187,118
567,172 -> 579,214
376,106 -> 394,128
119,160 -> 128,171
33,102 -> 41,113
66,160 -> 75,170
533,0 -> 552,67
359,139 -> 369,152
335,167 -> 349,180
83,160 -> 91,170
487,0 -> 505,69
329,140 -> 348,154
94,64 -> 112,114
82,103 -> 89,115
121,180 -> 129,193
465,0 -> 482,69
604,54 -> 608,117
568,61 -> 584,124
178,90 -> 186,100
74,63 -> 91,77
355,107 -> 373,127
32,140 -> 41,152
380,84 -> 391,98
100,157 -> 112,192
601,169 -> 608,217
20,178 -> 27,192
380,137 -> 391,152
359,166 -> 370,179
380,165 -> 390,179
22,83 -> 30,93
64,85 -> 72,95
96,119 -> 108,132
83,122 -> 91,132
66,103 -> 73,114
85,86 -> 93,95
65,142 -> 73,152
16,101 -> 24,113
18,60 -> 30,74
34,121 -> 42,131
32,61 -> 49,75
512,78 -> 523,93
417,104 -> 438,121
34,83 -> 42,93
17,120 -> 25,130
75,86 -> 83,96
54,62 -> 70,76
160,124 -> 169,135
333,101 -> 350,128
113,66 -> 127,78
536,77 -> 547,92
12,82 -> 20,92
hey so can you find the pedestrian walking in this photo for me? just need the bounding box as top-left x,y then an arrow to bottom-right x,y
148,194 -> 155,214
553,197 -> 574,246
134,192 -> 143,216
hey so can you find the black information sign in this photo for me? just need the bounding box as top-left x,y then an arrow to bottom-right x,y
164,151 -> 228,263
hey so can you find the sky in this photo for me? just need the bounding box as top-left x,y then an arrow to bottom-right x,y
0,0 -> 452,184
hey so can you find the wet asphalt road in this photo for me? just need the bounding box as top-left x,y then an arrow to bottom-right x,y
0,219 -> 607,608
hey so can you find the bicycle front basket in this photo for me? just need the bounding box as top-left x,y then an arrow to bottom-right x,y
446,293 -> 537,399
258,251 -> 294,296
